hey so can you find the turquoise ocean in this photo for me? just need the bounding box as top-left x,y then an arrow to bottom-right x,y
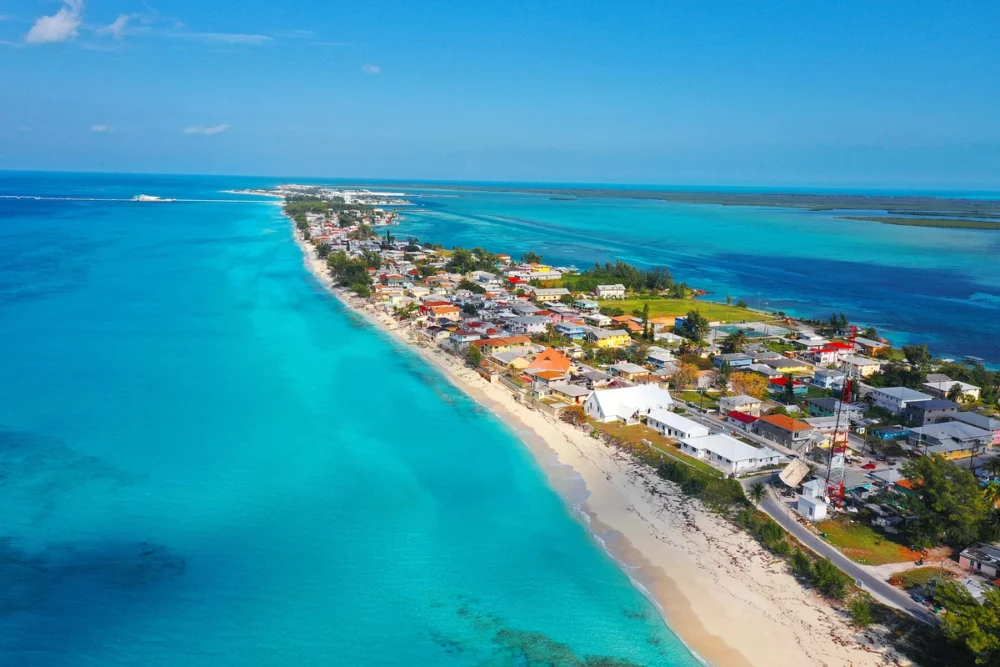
383,184 -> 999,362
0,173 -> 700,666
2,170 -> 997,665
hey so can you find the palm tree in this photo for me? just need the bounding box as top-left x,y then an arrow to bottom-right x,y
748,481 -> 768,507
723,330 -> 748,353
946,383 -> 964,403
984,480 -> 1000,509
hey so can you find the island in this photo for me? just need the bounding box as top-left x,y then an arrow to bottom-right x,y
269,183 -> 1000,667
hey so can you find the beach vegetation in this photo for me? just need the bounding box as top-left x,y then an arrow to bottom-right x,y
847,595 -> 875,627
557,260 -> 672,295
889,566 -> 955,590
811,557 -> 851,600
747,481 -> 767,506
315,242 -> 331,259
841,216 -> 1000,230
901,454 -> 988,549
933,581 -> 1000,665
790,549 -> 813,580
465,343 -> 483,368
736,300 -> 748,308
446,247 -> 499,273
599,305 -> 625,317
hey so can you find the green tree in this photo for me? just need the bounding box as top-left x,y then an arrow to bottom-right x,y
948,382 -> 966,403
721,329 -> 747,353
677,310 -> 710,342
790,549 -> 813,579
935,581 -> 1000,665
559,293 -> 574,305
811,557 -> 849,599
735,300 -> 748,309
903,343 -> 933,371
847,595 -> 875,628
465,343 -> 483,368
726,295 -> 733,306
521,251 -> 543,264
861,326 -> 879,339
717,360 -> 733,389
781,374 -> 796,405
902,454 -> 989,548
747,481 -> 767,507
315,242 -> 332,259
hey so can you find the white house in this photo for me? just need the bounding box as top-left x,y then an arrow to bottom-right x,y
508,315 -> 550,335
718,394 -> 763,417
647,409 -> 710,440
678,433 -> 782,474
870,386 -> 934,413
923,379 -> 981,402
797,495 -> 828,521
584,385 -> 674,424
595,284 -> 627,299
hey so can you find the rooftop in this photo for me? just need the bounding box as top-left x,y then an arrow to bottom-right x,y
760,414 -> 813,432
680,433 -> 780,463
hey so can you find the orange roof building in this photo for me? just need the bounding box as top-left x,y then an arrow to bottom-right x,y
526,347 -> 572,373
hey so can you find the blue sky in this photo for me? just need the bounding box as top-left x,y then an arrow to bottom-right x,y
2,0 -> 999,187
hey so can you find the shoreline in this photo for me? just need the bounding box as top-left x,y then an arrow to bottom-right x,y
290,225 -> 901,666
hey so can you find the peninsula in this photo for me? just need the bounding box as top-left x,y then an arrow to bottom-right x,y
280,184 -> 1000,667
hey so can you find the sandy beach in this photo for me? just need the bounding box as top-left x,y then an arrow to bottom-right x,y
293,230 -> 904,667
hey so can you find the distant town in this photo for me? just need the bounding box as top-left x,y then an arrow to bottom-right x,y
280,183 -> 1000,665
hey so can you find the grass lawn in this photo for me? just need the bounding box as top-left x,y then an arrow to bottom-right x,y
675,390 -> 720,409
889,566 -> 956,590
592,420 -> 722,477
613,297 -> 761,323
815,518 -> 922,565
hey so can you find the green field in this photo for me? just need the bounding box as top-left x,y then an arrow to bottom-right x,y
889,566 -> 955,590
815,518 -> 922,565
612,297 -> 763,323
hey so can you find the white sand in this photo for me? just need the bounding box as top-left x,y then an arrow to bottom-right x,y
294,231 -> 904,667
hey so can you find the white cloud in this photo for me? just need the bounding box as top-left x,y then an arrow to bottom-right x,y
97,14 -> 130,39
24,0 -> 83,44
171,32 -> 272,45
183,124 -> 230,136
361,63 -> 381,74
90,124 -> 112,132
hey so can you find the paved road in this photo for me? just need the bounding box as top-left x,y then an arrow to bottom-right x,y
748,474 -> 936,624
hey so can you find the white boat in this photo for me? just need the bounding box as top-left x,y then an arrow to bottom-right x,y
132,194 -> 176,202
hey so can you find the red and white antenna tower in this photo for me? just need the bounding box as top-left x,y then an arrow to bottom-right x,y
826,324 -> 858,507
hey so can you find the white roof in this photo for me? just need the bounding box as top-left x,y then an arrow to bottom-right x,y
596,284 -> 626,290
720,394 -> 762,406
550,382 -> 592,398
924,380 -> 980,392
610,362 -> 648,374
874,387 -> 933,401
588,385 -> 673,420
647,409 -> 709,437
681,433 -> 780,463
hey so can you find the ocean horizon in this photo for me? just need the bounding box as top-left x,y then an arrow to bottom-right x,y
0,172 -> 701,666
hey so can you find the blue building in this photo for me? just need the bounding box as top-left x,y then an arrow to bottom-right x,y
713,353 -> 754,369
554,323 -> 586,340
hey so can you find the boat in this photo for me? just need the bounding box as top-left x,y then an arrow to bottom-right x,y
132,194 -> 176,202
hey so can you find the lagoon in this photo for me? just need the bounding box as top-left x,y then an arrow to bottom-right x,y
0,172 -> 698,666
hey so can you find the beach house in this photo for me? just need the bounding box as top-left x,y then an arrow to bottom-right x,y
584,385 -> 674,424
907,421 -> 992,458
718,395 -> 763,417
922,379 -> 981,402
585,328 -> 631,348
712,353 -> 754,369
647,409 -> 709,440
526,347 -> 573,374
554,323 -> 586,340
678,433 -> 782,474
609,362 -> 649,382
756,414 -> 815,451
726,410 -> 759,431
903,399 -> 960,425
959,543 -> 1000,579
870,387 -> 934,413
595,284 -> 627,299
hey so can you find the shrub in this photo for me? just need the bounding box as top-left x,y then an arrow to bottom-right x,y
847,595 -> 874,627
790,549 -> 813,580
812,557 -> 850,600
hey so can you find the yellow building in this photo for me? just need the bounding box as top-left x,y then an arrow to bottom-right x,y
587,328 -> 631,348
